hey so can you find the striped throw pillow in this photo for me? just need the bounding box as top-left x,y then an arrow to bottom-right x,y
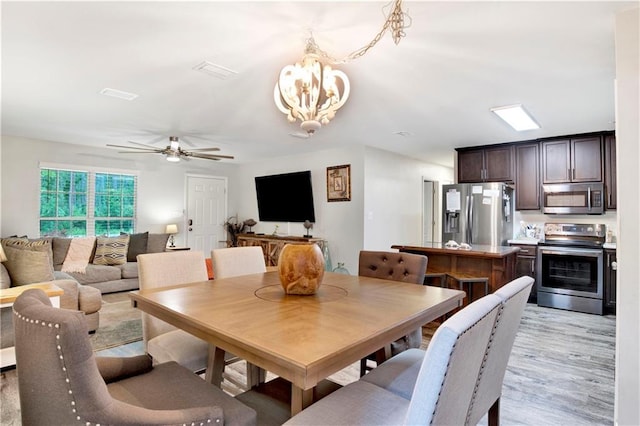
93,235 -> 129,266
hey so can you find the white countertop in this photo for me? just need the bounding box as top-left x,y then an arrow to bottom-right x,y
508,238 -> 541,245
603,242 -> 617,249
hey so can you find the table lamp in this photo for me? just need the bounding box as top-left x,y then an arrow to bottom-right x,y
165,223 -> 178,247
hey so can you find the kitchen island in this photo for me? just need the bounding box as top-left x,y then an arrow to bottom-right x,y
391,243 -> 520,299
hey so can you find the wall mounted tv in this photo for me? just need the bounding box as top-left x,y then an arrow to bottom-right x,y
255,171 -> 316,222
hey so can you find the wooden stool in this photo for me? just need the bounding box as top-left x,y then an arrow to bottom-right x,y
445,273 -> 490,303
424,272 -> 447,287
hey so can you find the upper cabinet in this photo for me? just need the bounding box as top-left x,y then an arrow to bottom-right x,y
604,134 -> 616,209
541,136 -> 602,184
457,145 -> 514,183
515,143 -> 540,210
456,131 -> 614,212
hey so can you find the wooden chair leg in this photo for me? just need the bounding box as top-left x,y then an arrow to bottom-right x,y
359,358 -> 368,377
488,397 -> 500,426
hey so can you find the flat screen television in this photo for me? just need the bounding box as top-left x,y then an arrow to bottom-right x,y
255,171 -> 316,222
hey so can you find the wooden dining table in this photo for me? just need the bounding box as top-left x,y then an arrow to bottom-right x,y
129,271 -> 464,415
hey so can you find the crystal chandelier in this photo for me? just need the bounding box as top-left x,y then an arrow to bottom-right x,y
274,0 -> 410,136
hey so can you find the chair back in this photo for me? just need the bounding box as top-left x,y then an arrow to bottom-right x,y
137,251 -> 208,343
211,246 -> 266,279
13,289 -> 114,425
465,276 -> 534,425
404,294 -> 503,425
358,250 -> 427,284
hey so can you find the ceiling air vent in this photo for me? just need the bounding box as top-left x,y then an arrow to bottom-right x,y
99,88 -> 138,101
193,61 -> 238,79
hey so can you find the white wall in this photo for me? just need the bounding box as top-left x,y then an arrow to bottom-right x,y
363,146 -> 454,249
614,7 -> 639,425
234,145 -> 453,274
234,145 -> 366,274
0,135 -> 240,247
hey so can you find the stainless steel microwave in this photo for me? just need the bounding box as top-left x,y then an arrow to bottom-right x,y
542,183 -> 604,215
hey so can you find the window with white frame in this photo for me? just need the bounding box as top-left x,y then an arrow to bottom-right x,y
39,167 -> 137,237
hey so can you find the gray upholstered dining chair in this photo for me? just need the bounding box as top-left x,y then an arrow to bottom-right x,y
284,283 -> 505,425
12,288 -> 257,426
137,250 -> 210,373
358,250 -> 428,376
361,275 -> 534,425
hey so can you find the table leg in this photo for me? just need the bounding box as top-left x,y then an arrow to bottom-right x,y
205,345 -> 226,387
291,384 -> 313,416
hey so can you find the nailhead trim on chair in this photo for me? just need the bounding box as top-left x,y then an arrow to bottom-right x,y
13,307 -> 218,426
464,300 -> 505,425
13,309 -> 85,423
429,307 -> 499,425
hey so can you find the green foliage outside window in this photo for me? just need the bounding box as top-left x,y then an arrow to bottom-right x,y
39,168 -> 136,237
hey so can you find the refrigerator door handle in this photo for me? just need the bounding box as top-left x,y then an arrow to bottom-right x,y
466,195 -> 473,244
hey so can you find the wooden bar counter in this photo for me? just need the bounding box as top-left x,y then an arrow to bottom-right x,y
391,243 -> 520,295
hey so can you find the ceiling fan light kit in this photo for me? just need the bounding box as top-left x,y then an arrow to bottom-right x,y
274,0 -> 410,136
107,136 -> 233,162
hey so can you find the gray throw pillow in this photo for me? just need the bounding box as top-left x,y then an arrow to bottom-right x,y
3,245 -> 55,285
52,237 -> 73,266
122,232 -> 149,262
146,233 -> 170,253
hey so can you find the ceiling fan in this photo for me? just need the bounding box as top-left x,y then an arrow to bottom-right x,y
106,136 -> 234,162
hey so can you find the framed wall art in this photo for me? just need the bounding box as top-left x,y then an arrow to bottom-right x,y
326,164 -> 351,202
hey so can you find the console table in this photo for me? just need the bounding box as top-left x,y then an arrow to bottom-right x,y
236,234 -> 325,267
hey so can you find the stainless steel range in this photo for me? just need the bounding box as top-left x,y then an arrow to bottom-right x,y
537,223 -> 605,315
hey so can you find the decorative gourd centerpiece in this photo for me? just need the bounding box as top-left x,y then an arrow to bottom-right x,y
278,243 -> 325,295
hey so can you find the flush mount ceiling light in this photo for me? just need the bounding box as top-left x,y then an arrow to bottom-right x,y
274,0 -> 410,136
491,104 -> 541,131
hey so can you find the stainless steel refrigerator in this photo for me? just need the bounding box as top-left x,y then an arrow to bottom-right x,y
442,182 -> 513,246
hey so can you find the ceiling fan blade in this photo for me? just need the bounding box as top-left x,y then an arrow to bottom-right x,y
127,140 -> 158,149
116,151 -> 161,154
187,147 -> 221,152
107,144 -> 163,152
187,152 -> 235,160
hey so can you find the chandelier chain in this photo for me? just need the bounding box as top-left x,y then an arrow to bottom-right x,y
309,0 -> 410,65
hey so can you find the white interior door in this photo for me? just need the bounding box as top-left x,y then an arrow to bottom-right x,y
186,175 -> 227,253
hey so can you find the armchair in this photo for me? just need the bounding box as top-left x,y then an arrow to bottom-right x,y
13,288 -> 256,426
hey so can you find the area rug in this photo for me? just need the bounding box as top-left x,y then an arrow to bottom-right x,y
89,291 -> 142,351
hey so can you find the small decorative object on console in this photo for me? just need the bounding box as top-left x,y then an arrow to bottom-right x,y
243,218 -> 257,234
303,220 -> 313,238
278,243 -> 325,295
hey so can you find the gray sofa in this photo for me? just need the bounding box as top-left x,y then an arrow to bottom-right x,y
50,232 -> 169,294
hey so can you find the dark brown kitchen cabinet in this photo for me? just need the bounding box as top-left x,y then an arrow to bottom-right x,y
515,143 -> 540,210
604,134 -> 616,209
604,248 -> 617,314
457,145 -> 514,183
510,243 -> 537,303
541,136 -> 602,184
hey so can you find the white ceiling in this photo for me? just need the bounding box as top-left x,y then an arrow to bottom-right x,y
1,1 -> 634,167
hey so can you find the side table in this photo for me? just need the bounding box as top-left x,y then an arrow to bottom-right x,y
1,283 -> 64,368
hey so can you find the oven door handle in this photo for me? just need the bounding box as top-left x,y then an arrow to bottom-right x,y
540,249 -> 602,258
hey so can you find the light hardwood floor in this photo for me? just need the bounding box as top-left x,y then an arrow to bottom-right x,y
2,303 -> 615,425
97,303 -> 616,425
